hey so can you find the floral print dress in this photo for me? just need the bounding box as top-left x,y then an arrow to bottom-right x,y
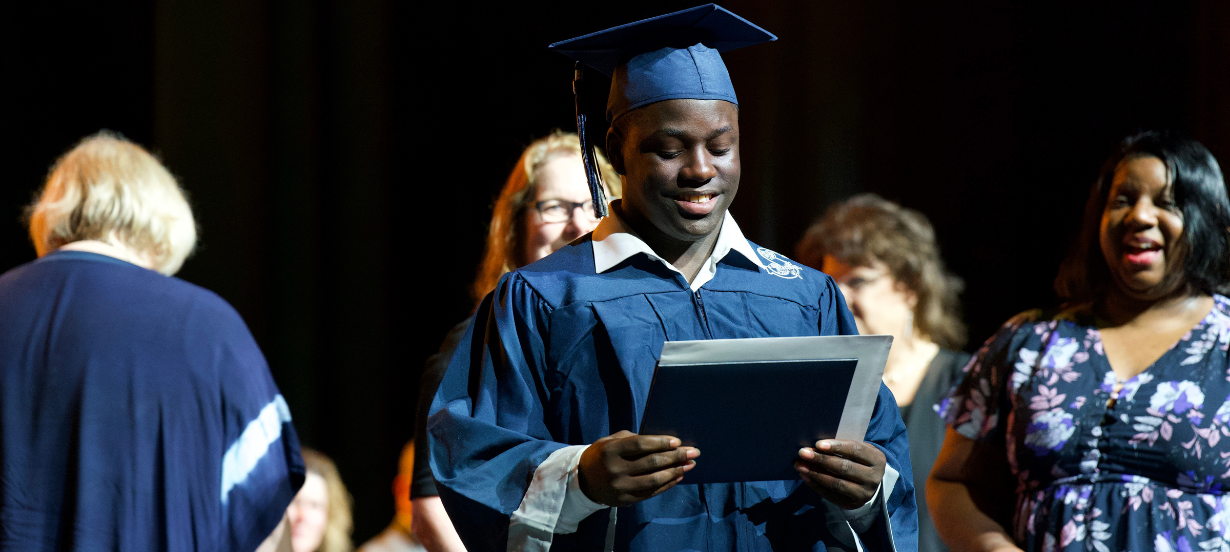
938,295 -> 1230,552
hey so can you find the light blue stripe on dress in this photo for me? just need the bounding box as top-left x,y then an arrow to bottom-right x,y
220,395 -> 292,505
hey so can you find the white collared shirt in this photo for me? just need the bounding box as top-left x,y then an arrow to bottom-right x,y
506,208 -> 895,552
591,209 -> 764,291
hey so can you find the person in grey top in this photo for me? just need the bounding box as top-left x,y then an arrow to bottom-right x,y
797,193 -> 970,552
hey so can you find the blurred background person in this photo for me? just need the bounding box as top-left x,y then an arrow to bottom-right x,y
357,440 -> 426,552
0,131 -> 304,551
290,448 -> 355,552
411,131 -> 620,552
930,131 -> 1230,551
797,193 -> 969,552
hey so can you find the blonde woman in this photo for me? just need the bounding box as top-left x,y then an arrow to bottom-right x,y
289,448 -> 355,552
469,131 -> 622,303
411,131 -> 619,552
0,131 -> 305,550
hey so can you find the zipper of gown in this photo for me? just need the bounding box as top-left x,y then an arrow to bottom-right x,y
689,287 -> 713,549
693,289 -> 713,339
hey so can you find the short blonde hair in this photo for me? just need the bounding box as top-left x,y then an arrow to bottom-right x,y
471,131 -> 621,304
301,448 -> 354,552
26,131 -> 197,275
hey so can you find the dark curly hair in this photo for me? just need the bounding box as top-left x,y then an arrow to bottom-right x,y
1054,131 -> 1230,302
796,194 -> 967,350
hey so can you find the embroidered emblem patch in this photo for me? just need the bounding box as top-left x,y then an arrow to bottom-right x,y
757,247 -> 802,279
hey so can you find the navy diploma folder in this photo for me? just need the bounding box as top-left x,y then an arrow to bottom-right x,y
637,335 -> 892,484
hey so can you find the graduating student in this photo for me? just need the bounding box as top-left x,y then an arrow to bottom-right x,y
428,5 -> 917,551
0,132 -> 304,551
412,131 -> 620,552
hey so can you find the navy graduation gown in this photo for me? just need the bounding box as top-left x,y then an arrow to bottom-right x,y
429,238 -> 917,551
0,251 -> 305,552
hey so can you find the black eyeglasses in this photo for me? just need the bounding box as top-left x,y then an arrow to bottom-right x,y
534,199 -> 600,223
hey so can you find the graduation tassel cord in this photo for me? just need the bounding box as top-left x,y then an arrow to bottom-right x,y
573,61 -> 609,219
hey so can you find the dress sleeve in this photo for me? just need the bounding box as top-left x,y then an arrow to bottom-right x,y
427,274 -> 568,552
209,301 -> 306,552
936,311 -> 1041,442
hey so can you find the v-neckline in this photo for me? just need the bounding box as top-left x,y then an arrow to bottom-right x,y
1088,300 -> 1218,393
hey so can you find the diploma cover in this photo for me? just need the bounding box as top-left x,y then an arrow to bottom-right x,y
638,335 -> 893,483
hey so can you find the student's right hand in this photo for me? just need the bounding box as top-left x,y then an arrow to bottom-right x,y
578,430 -> 699,507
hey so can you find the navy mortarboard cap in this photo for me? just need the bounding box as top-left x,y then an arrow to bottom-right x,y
548,4 -> 776,218
551,4 -> 777,122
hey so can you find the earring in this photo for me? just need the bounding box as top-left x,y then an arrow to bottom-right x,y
904,311 -> 914,341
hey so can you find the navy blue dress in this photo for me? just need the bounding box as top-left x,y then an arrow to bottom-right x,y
939,297 -> 1230,552
0,251 -> 305,552
429,237 -> 917,552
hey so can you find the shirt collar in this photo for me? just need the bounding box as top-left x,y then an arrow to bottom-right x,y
591,205 -> 765,276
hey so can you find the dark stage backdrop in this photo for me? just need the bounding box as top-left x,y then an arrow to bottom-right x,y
2,0 -> 1228,543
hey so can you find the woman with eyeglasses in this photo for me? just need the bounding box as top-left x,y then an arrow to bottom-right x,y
405,131 -> 620,552
796,193 -> 969,552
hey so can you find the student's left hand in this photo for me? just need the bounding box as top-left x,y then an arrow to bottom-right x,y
795,439 -> 886,510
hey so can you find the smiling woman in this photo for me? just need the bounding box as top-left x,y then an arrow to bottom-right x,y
1056,132 -> 1230,304
928,131 -> 1230,552
471,131 -> 621,303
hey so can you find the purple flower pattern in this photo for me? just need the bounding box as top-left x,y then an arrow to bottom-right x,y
938,296 -> 1230,551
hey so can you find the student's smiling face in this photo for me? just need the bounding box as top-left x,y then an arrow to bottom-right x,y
609,99 -> 740,243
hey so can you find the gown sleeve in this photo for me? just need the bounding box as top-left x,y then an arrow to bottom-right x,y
412,317 -> 471,499
937,310 -> 1042,443
427,273 -> 566,552
822,275 -> 919,552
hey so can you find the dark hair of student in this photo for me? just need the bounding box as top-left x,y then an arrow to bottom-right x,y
1054,130 -> 1230,302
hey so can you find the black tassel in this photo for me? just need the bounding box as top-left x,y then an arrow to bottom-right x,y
573,62 -> 608,219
